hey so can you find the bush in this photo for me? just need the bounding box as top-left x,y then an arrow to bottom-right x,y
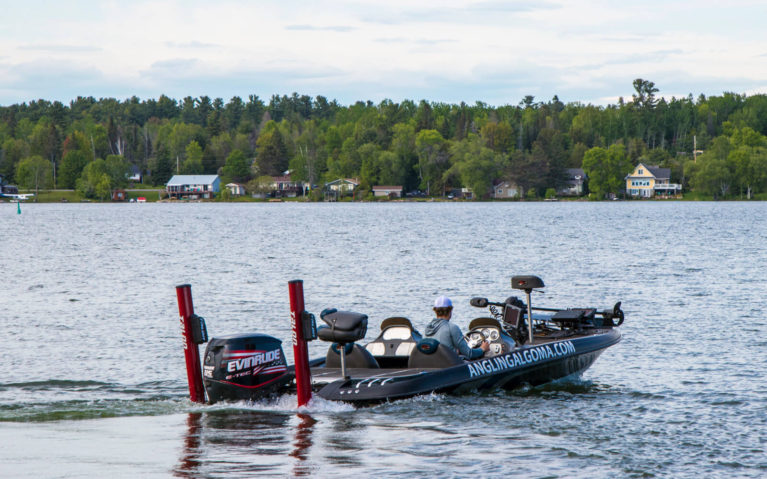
545,188 -> 557,199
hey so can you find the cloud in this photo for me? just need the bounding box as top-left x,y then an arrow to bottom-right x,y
285,24 -> 355,32
0,59 -> 111,103
357,1 -> 560,25
467,1 -> 560,13
18,44 -> 102,53
166,41 -> 220,49
374,37 -> 455,46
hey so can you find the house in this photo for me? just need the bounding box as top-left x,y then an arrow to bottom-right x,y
166,175 -> 220,199
225,183 -> 246,196
0,174 -> 19,197
324,178 -> 360,200
625,163 -> 682,198
372,185 -> 403,198
492,180 -> 520,199
325,178 -> 359,192
272,174 -> 304,197
558,168 -> 587,196
112,189 -> 127,201
128,165 -> 142,183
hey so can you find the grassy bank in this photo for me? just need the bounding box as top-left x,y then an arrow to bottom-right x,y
10,189 -> 767,203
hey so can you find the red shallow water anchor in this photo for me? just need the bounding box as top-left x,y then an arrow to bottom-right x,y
176,284 -> 206,403
289,280 -> 314,408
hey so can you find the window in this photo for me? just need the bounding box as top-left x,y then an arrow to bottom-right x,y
638,169 -> 643,175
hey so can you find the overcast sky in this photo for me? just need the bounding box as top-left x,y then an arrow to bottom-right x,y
2,0 -> 766,107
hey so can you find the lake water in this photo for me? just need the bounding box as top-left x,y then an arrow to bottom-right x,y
1,201 -> 765,478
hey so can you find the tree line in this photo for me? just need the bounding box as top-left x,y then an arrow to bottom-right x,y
2,79 -> 767,200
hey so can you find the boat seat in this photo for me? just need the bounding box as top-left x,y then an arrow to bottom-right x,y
365,317 -> 422,357
325,343 -> 379,369
407,338 -> 464,369
317,309 -> 368,344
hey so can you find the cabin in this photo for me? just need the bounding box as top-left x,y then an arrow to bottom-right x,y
166,175 -> 220,199
558,168 -> 588,196
372,186 -> 403,198
128,165 -> 143,183
272,174 -> 304,197
324,178 -> 359,200
492,180 -> 520,199
112,189 -> 127,201
225,183 -> 246,196
325,178 -> 359,192
625,163 -> 682,198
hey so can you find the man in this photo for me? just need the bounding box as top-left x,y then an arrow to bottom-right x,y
424,295 -> 489,359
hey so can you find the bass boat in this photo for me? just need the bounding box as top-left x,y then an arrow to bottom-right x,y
177,276 -> 624,406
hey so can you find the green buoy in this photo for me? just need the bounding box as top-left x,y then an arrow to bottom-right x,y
17,201 -> 21,214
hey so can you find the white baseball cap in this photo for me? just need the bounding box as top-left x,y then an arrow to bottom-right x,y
434,295 -> 453,308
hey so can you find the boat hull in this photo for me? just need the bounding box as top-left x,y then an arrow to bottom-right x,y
313,328 -> 620,403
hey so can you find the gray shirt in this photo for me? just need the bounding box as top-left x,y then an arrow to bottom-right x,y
423,318 -> 484,359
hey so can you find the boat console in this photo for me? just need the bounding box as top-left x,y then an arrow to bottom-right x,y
466,317 -> 514,358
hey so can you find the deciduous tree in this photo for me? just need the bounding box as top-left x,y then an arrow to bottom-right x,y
15,155 -> 53,199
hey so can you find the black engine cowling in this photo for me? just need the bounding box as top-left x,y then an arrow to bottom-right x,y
202,333 -> 291,403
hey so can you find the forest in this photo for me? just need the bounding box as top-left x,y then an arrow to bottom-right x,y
2,78 -> 767,200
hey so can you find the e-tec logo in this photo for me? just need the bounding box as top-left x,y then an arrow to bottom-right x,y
225,349 -> 282,373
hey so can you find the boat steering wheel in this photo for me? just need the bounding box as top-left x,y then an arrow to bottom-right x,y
464,329 -> 486,349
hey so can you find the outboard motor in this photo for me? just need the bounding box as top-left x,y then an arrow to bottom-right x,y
202,333 -> 291,403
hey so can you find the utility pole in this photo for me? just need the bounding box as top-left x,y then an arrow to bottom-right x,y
693,136 -> 703,162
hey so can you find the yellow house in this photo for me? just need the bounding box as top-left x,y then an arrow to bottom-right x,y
625,163 -> 682,198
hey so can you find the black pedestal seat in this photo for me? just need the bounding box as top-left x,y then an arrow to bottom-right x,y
407,338 -> 464,369
317,308 -> 368,343
318,309 -> 375,375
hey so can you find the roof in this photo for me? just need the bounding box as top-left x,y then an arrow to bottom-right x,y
167,175 -> 219,186
566,168 -> 586,179
325,178 -> 360,186
372,185 -> 402,190
626,163 -> 670,180
646,165 -> 671,180
225,183 -> 245,187
493,179 -> 517,187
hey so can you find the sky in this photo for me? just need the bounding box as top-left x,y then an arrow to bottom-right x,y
2,0 -> 767,107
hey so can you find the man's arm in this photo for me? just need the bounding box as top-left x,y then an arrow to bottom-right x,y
450,324 -> 483,359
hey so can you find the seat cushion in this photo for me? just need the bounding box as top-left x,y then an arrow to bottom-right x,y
407,339 -> 464,368
317,324 -> 367,343
317,309 -> 368,343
